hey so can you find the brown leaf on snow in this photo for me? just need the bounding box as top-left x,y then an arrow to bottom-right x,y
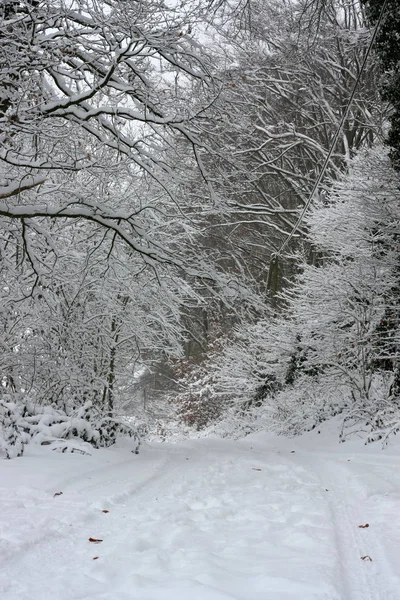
251,468 -> 262,471
53,492 -> 63,497
361,555 -> 372,561
88,537 -> 103,544
358,524 -> 369,528
102,510 -> 109,513
93,556 -> 99,560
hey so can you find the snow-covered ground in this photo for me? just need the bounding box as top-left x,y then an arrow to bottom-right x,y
1,422 -> 400,600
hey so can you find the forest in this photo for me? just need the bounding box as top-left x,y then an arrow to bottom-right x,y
1,0 -> 400,457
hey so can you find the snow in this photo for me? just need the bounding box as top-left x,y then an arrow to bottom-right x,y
1,423 -> 400,600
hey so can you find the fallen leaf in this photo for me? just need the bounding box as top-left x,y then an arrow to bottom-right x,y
325,489 -> 329,492
88,537 -> 103,544
102,510 -> 109,514
358,524 -> 369,528
290,451 -> 296,453
361,555 -> 372,561
53,492 -> 63,497
93,556 -> 99,560
252,468 -> 262,471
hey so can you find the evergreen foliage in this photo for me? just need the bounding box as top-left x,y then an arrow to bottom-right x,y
0,397 -> 140,459
361,0 -> 400,168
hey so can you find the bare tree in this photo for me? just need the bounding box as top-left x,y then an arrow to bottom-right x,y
0,0 -> 219,259
205,0 -> 384,277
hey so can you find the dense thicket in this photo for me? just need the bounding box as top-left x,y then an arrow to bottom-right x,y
178,149 -> 400,443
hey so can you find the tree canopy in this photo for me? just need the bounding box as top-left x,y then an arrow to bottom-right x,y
1,0 -> 399,455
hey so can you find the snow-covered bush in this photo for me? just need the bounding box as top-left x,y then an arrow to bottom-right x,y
0,397 -> 140,459
285,148 -> 400,437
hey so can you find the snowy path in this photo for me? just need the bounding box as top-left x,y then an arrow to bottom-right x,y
297,451 -> 400,600
1,428 -> 400,600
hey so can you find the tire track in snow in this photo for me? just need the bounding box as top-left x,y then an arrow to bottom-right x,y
0,446 -> 213,600
0,447 -> 171,572
299,453 -> 400,600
